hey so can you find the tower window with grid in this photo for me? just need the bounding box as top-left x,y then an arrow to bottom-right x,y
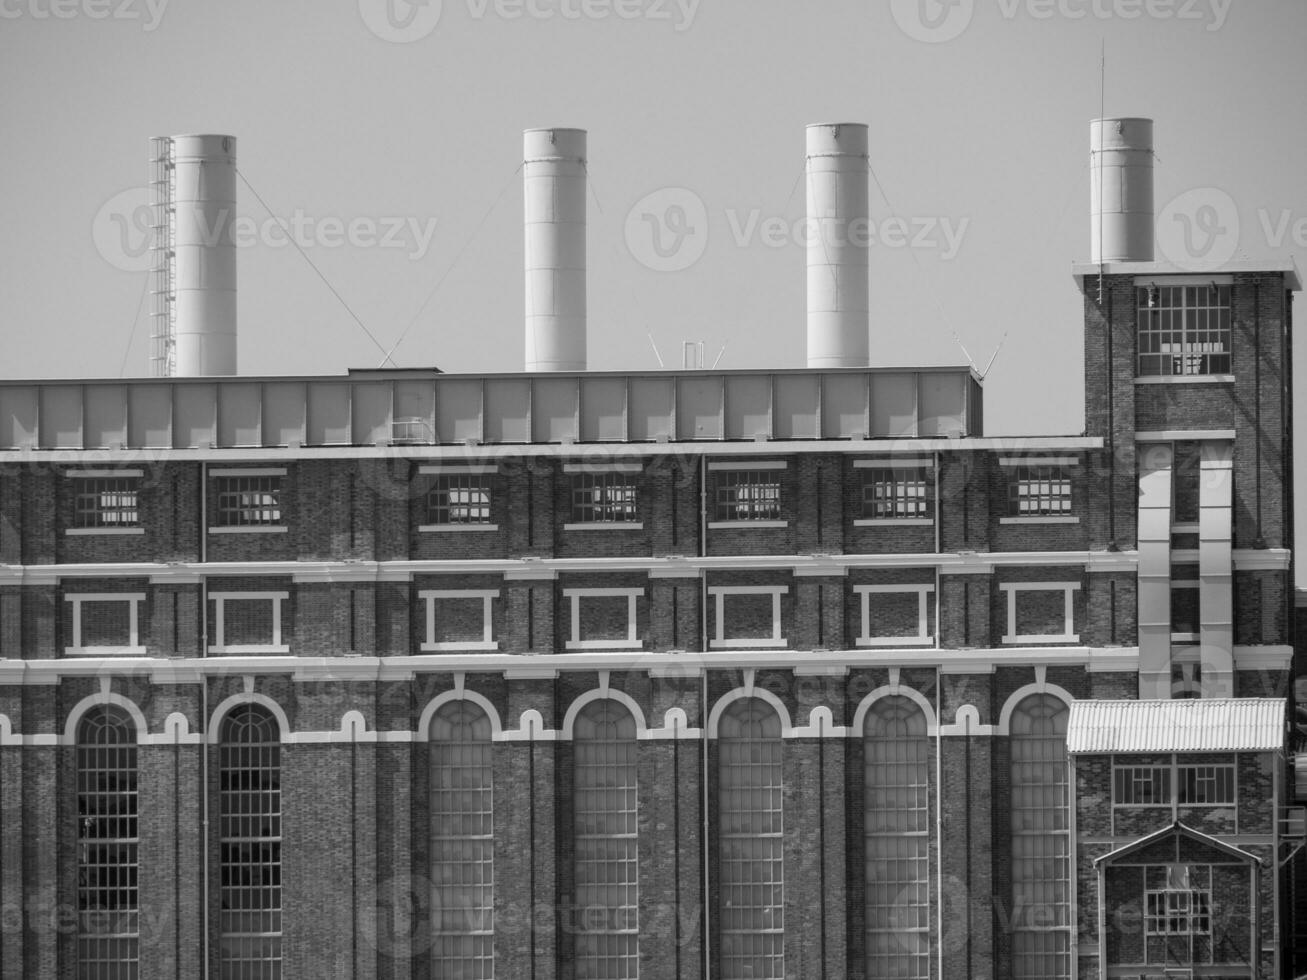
426,474 -> 492,525
714,470 -> 782,521
219,705 -> 282,980
574,700 -> 640,979
1137,284 -> 1232,376
1009,694 -> 1071,980
430,701 -> 494,980
1008,465 -> 1072,517
1144,865 -> 1211,935
718,697 -> 784,980
864,696 -> 931,980
861,467 -> 929,519
216,475 -> 283,527
74,477 -> 141,529
571,471 -> 639,523
77,706 -> 139,980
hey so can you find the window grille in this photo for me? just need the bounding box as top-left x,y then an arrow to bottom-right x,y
574,700 -> 640,978
216,476 -> 282,526
1145,866 -> 1212,935
426,474 -> 491,525
861,467 -> 929,519
77,706 -> 139,980
1137,284 -> 1232,376
1113,766 -> 1171,806
1178,765 -> 1235,805
571,472 -> 638,523
74,478 -> 140,529
718,698 -> 784,980
219,705 -> 282,979
864,697 -> 930,979
430,701 -> 494,979
714,471 -> 781,521
1008,465 -> 1072,517
1009,695 -> 1071,980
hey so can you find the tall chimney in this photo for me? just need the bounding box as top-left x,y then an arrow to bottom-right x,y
1090,117 -> 1154,263
806,122 -> 869,368
150,134 -> 238,377
524,128 -> 586,372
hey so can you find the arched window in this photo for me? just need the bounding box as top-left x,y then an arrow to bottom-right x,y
76,705 -> 139,979
219,705 -> 282,979
573,699 -> 640,978
864,696 -> 930,979
1009,694 -> 1071,979
718,697 -> 784,980
430,701 -> 494,979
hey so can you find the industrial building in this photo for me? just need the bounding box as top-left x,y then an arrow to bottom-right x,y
0,119 -> 1301,979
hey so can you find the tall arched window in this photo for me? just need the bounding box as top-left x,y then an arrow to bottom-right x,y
1009,694 -> 1071,980
573,699 -> 640,978
76,705 -> 139,979
219,704 -> 282,979
429,701 -> 494,979
718,697 -> 784,980
864,696 -> 930,979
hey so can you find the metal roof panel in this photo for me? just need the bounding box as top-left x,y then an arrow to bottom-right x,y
1066,698 -> 1285,754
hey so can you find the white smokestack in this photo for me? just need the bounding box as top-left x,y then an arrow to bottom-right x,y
806,122 -> 869,369
524,127 -> 586,372
150,134 -> 238,377
1090,117 -> 1154,263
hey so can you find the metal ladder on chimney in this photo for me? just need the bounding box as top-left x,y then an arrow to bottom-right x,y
148,136 -> 176,377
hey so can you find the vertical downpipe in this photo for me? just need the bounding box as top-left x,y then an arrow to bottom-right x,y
700,454 -> 711,979
200,461 -> 210,980
934,671 -> 944,980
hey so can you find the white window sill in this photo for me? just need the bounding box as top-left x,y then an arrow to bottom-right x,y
208,645 -> 291,654
1000,516 -> 1080,525
418,524 -> 499,533
64,646 -> 146,656
853,518 -> 933,527
565,640 -> 643,651
707,520 -> 788,529
856,637 -> 934,647
209,526 -> 289,534
421,641 -> 498,651
1170,633 -> 1200,643
709,638 -> 787,649
1001,634 -> 1080,645
65,527 -> 145,536
563,522 -> 644,531
1134,375 -> 1234,385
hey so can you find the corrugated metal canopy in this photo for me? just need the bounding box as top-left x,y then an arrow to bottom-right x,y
1066,699 -> 1285,754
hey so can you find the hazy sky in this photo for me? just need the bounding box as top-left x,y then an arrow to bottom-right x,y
2,0 -> 1305,571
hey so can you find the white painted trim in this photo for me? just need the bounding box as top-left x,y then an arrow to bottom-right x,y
995,681 -> 1075,735
850,684 -> 938,735
63,592 -> 145,654
418,464 -> 498,474
998,457 -> 1081,467
999,516 -> 1080,525
1233,645 -> 1293,670
707,520 -> 788,529
706,686 -> 793,738
498,707 -> 559,741
562,461 -> 644,473
853,518 -> 933,527
563,588 -> 642,651
562,522 -> 644,531
206,691 -> 292,743
1000,582 -> 1080,645
937,703 -> 995,737
560,689 -> 648,739
1135,429 -> 1236,442
853,584 -> 934,647
65,527 -> 145,536
208,525 -> 288,534
418,590 -> 497,652
1233,548 -> 1291,571
707,460 -> 787,470
789,705 -> 849,738
1133,376 -> 1235,385
852,458 -> 931,469
709,585 -> 787,649
418,524 -> 499,533
1134,274 -> 1233,287
210,467 -> 288,477
61,691 -> 149,746
417,688 -> 503,739
208,592 -> 289,653
67,468 -> 144,478
644,706 -> 702,740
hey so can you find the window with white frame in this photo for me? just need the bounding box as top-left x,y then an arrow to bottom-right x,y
420,466 -> 495,529
429,701 -> 494,980
207,592 -> 289,653
1112,765 -> 1170,806
1003,461 -> 1075,519
709,586 -> 787,649
64,593 -> 146,655
1000,583 -> 1080,644
70,470 -> 142,533
1144,865 -> 1211,935
419,590 -> 498,651
854,584 -> 934,647
710,463 -> 785,524
855,459 -> 931,521
1178,764 -> 1235,805
863,697 -> 930,980
1137,283 -> 1231,377
718,698 -> 784,980
574,700 -> 640,977
213,470 -> 286,530
564,588 -> 643,650
567,464 -> 641,526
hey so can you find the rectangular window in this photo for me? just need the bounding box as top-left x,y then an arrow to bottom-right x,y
712,468 -> 783,523
1144,865 -> 1211,935
709,586 -> 787,649
424,473 -> 492,526
1137,283 -> 1232,377
214,471 -> 284,528
854,584 -> 934,647
1172,441 -> 1202,525
71,472 -> 142,532
419,590 -> 498,651
570,471 -> 639,524
207,592 -> 289,653
564,588 -> 643,650
1112,766 -> 1170,806
1000,583 -> 1080,644
1007,465 -> 1073,518
1178,765 -> 1235,805
64,593 -> 146,656
860,466 -> 930,519
1171,563 -> 1200,641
